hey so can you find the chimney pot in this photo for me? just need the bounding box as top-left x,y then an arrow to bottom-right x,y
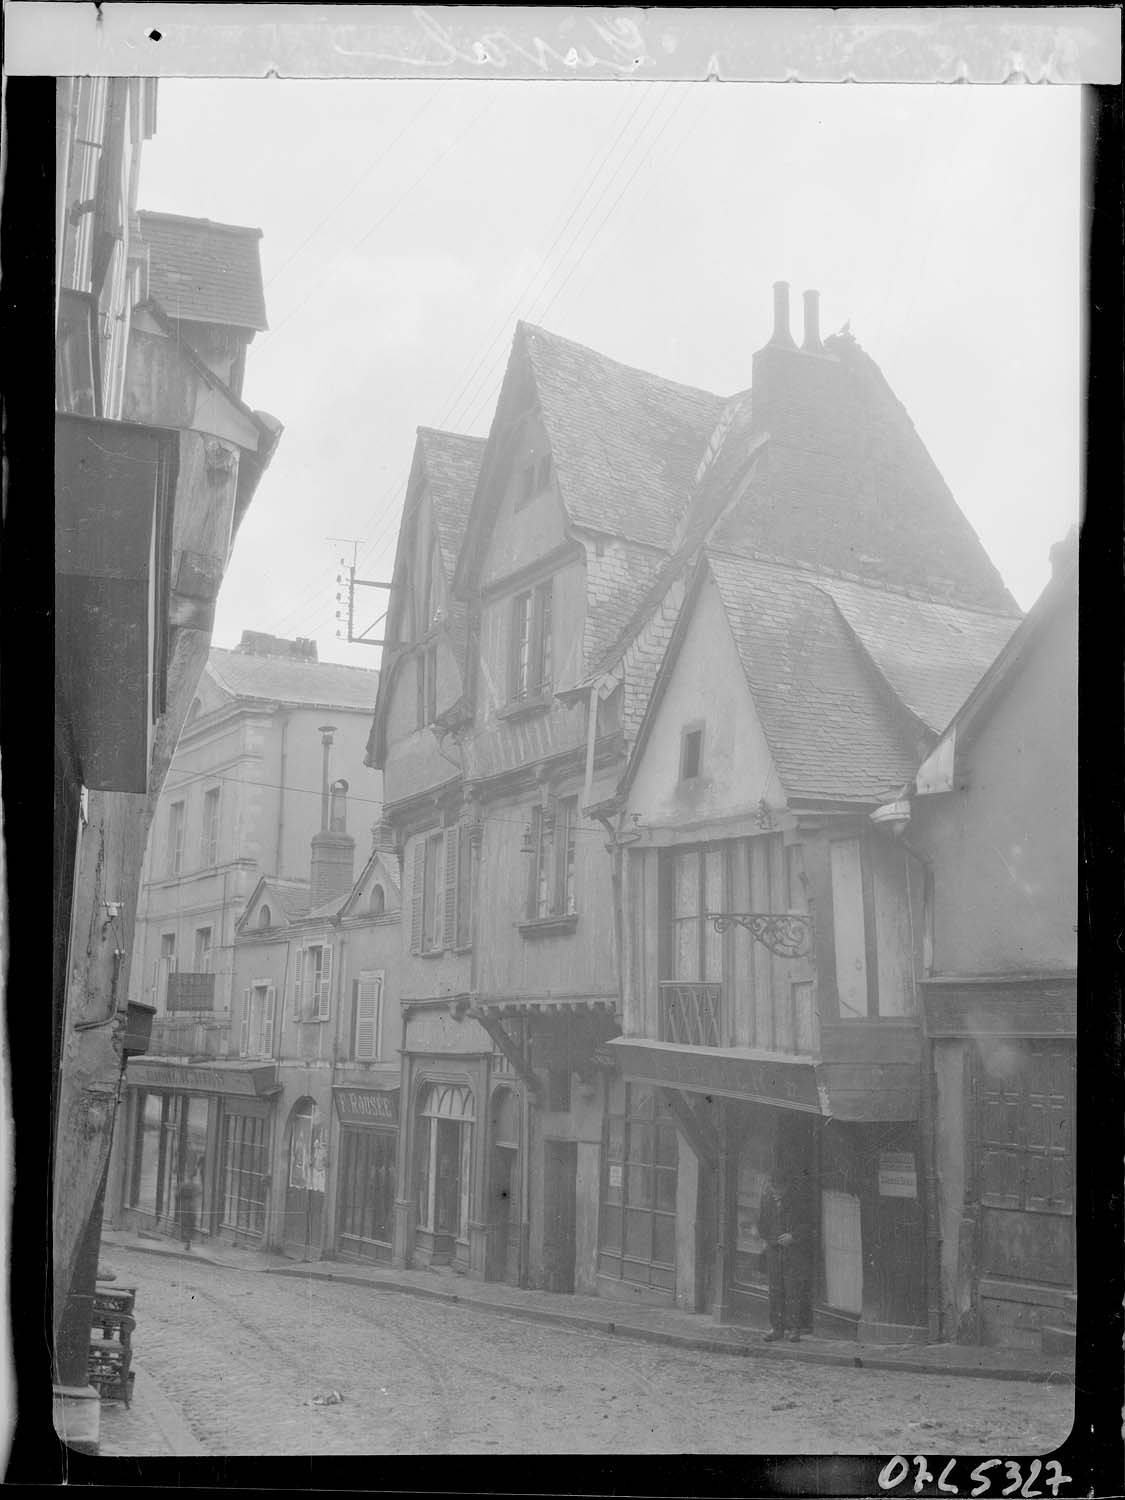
770,281 -> 796,349
802,289 -> 823,352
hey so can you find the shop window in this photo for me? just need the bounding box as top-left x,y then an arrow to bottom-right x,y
294,940 -> 332,1020
414,1083 -> 474,1240
598,1086 -> 677,1291
509,580 -> 553,702
353,970 -> 384,1061
220,1110 -> 270,1235
129,1091 -> 208,1227
338,1127 -> 397,1253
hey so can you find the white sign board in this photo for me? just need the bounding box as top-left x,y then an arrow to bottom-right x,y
878,1151 -> 917,1198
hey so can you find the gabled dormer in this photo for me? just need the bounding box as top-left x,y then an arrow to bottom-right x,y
236,874 -> 311,938
338,848 -> 402,924
366,428 -> 484,797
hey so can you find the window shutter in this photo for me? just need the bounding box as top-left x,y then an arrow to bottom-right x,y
264,986 -> 276,1051
410,841 -> 425,954
442,825 -> 459,950
293,947 -> 304,1019
356,974 -> 379,1060
416,651 -> 426,729
240,989 -> 250,1055
526,805 -> 541,920
536,580 -> 553,695
318,944 -> 333,1019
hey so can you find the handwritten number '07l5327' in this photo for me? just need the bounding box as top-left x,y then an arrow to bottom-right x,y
877,1457 -> 1073,1496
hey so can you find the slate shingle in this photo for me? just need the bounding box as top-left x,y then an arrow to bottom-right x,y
208,649 -> 379,712
135,211 -> 268,332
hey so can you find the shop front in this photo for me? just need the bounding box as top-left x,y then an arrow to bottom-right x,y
333,1084 -> 399,1265
118,1059 -> 280,1245
605,1038 -> 927,1341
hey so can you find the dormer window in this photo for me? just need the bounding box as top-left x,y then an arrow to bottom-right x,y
516,452 -> 553,511
370,883 -> 385,915
258,905 -> 271,930
680,726 -> 704,782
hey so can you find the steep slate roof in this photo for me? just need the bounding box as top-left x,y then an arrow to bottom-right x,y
523,323 -> 726,549
809,576 -> 1019,735
705,551 -> 920,803
416,428 -> 486,583
711,332 -> 1017,614
135,211 -> 268,332
208,648 -> 378,712
236,874 -> 312,930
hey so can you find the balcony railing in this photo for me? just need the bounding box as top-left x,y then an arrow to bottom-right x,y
659,982 -> 725,1047
149,1012 -> 230,1059
166,971 -> 215,1012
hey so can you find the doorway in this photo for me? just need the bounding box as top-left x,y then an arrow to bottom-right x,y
487,1086 -> 521,1283
543,1139 -> 577,1294
283,1098 -> 326,1259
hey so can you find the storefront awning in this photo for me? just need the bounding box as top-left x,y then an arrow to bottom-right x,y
126,1058 -> 281,1097
607,1038 -> 822,1113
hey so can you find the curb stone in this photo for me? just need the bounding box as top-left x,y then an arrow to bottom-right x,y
102,1234 -> 1074,1388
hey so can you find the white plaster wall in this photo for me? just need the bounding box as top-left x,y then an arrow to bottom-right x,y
626,574 -> 784,829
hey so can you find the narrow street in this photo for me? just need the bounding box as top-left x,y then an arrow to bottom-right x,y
99,1249 -> 1072,1456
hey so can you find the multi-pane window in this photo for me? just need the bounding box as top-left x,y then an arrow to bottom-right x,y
416,644 -> 438,728
200,786 -> 221,866
598,1086 -> 678,1292
240,983 -> 276,1056
510,580 -> 553,702
294,941 -> 332,1020
527,797 -> 577,922
193,926 -> 213,974
670,847 -> 725,982
414,1083 -> 474,1239
167,800 -> 185,876
155,931 -> 176,1008
354,970 -> 385,1061
338,1128 -> 397,1252
219,1111 -> 270,1235
410,824 -> 473,955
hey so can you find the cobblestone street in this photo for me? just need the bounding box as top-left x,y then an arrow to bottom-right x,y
98,1248 -> 1073,1456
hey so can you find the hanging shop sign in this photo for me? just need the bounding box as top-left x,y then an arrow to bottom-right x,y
334,1086 -> 400,1127
877,1151 -> 917,1198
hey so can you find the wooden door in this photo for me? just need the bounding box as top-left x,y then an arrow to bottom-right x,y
975,1041 -> 1074,1287
543,1140 -> 577,1293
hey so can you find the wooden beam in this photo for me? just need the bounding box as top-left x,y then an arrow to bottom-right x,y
659,1087 -> 719,1167
469,1009 -> 542,1097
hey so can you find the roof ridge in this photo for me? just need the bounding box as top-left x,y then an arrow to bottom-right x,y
703,542 -> 1023,619
518,320 -> 726,404
417,425 -> 487,445
137,209 -> 264,238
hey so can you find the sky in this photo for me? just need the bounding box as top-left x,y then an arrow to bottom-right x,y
138,79 -> 1082,669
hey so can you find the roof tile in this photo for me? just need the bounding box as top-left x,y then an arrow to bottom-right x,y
135,211 -> 268,332
208,648 -> 378,712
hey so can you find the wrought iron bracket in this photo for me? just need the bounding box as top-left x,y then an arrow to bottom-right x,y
706,912 -> 812,959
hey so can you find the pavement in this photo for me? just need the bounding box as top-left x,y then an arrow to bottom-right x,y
100,1224 -> 1073,1388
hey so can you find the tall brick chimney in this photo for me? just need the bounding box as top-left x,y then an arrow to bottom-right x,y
751,280 -> 855,456
309,725 -> 355,906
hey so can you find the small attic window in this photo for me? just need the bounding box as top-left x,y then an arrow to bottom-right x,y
680,726 -> 704,783
370,884 -> 385,915
258,905 -> 271,929
516,453 -> 552,511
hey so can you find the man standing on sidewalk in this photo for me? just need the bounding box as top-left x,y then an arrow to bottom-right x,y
177,1163 -> 203,1252
758,1165 -> 812,1342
